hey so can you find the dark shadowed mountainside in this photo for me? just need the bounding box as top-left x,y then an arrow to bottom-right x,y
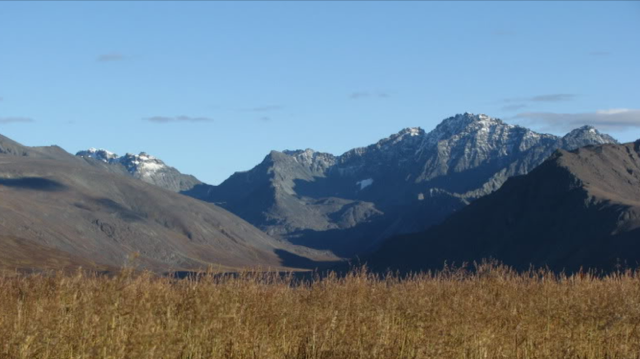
368,141 -> 640,273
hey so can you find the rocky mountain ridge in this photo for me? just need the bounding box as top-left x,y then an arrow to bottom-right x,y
76,148 -> 201,192
368,140 -> 640,273
186,113 -> 618,257
0,135 -> 324,273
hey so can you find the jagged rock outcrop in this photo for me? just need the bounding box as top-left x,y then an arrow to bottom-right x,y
76,148 -> 201,192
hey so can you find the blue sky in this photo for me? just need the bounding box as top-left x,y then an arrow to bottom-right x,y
0,1 -> 639,184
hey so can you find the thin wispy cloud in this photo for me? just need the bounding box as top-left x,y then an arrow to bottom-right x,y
504,94 -> 576,104
514,109 -> 640,131
144,116 -> 214,124
530,94 -> 576,102
97,52 -> 125,62
259,116 -> 272,122
241,105 -> 283,112
501,94 -> 576,112
0,117 -> 34,124
502,104 -> 527,112
349,91 -> 390,100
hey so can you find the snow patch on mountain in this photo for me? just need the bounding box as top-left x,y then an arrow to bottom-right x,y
76,148 -> 119,163
356,178 -> 374,190
76,149 -> 168,175
118,152 -> 167,177
561,125 -> 618,150
76,148 -> 200,192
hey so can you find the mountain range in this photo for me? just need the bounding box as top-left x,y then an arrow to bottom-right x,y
0,134 -> 327,273
368,140 -> 640,273
182,113 -> 617,257
1,112 -> 630,274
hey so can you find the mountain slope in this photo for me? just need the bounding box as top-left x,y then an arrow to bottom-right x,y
76,148 -> 201,192
186,113 -> 617,257
368,140 -> 640,273
0,136 -> 320,273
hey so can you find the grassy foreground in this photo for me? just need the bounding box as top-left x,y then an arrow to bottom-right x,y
1,264 -> 640,359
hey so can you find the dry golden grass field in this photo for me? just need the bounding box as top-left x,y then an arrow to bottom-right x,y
1,263 -> 640,359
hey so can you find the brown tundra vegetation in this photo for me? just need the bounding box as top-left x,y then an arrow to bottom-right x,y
1,263 -> 640,359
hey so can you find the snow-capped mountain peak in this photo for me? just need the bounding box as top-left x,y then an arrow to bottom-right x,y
562,125 -> 618,150
76,148 -> 119,163
76,149 -> 200,192
429,113 -> 511,139
77,149 -> 167,175
372,127 -> 426,148
397,127 -> 424,138
418,113 -> 516,156
118,152 -> 167,177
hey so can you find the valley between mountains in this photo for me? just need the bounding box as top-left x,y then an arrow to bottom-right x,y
2,112 -> 636,273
